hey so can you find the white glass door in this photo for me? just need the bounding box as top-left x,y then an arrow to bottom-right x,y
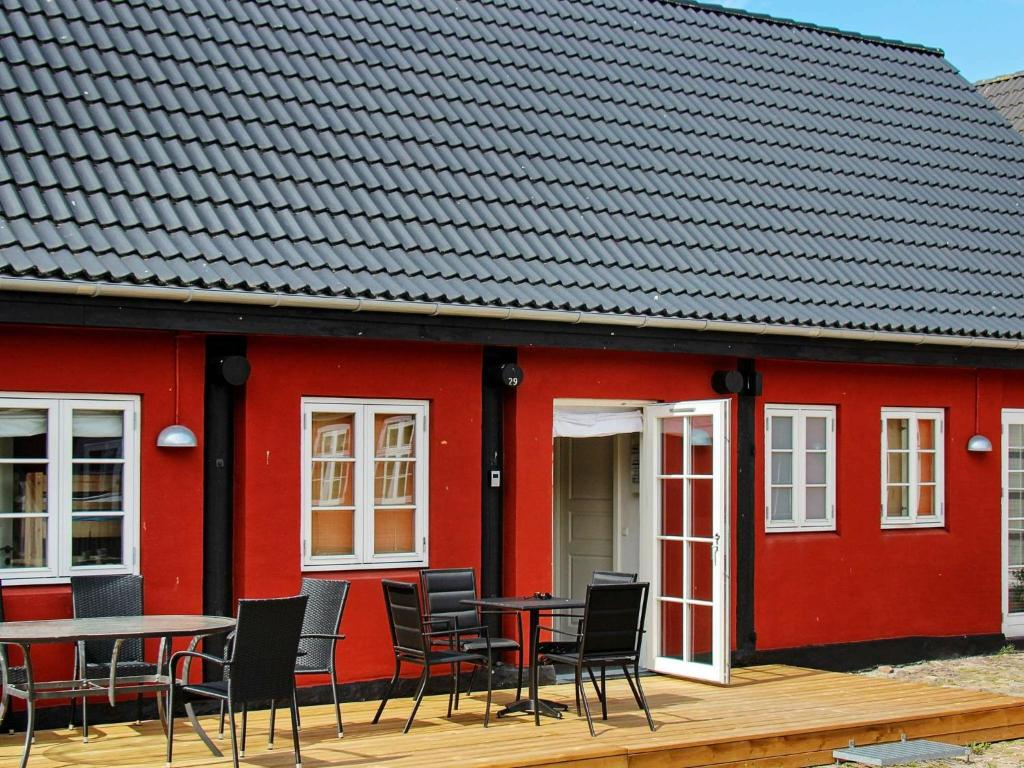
642,399 -> 730,684
1003,410 -> 1024,636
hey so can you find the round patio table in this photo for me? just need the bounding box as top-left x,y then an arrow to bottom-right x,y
0,614 -> 236,768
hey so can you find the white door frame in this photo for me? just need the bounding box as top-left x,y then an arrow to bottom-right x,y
641,399 -> 731,684
1002,409 -> 1024,637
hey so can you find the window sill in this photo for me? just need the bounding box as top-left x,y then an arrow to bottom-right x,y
880,520 -> 945,530
302,558 -> 428,572
765,525 -> 836,534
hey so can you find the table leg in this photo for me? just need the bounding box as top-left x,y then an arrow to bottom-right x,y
155,636 -> 169,734
18,644 -> 34,768
185,703 -> 223,758
495,609 -> 567,722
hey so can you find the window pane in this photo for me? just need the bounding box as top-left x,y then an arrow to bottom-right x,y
374,507 -> 415,554
311,461 -> 354,507
806,452 -> 826,485
1012,449 -> 1024,472
689,415 -> 714,475
311,509 -> 354,556
0,409 -> 47,459
0,464 -> 47,514
886,418 -> 909,450
917,484 -> 935,516
918,451 -> 935,483
806,487 -> 827,520
661,417 -> 685,475
918,419 -> 936,451
770,487 -> 792,521
374,414 -> 416,459
661,479 -> 684,537
1012,424 -> 1024,448
887,453 -> 909,484
72,464 -> 123,512
771,452 -> 792,484
374,460 -> 415,505
1010,568 -> 1024,613
1010,488 -> 1024,517
805,417 -> 827,451
0,517 -> 47,568
312,413 -> 354,458
660,539 -> 683,598
771,417 -> 793,449
72,411 -> 123,459
71,516 -> 123,566
886,486 -> 909,517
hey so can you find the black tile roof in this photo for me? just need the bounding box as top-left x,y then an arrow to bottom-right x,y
979,71 -> 1024,136
2,0 -> 1024,340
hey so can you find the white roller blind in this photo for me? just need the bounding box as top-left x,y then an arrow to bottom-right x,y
0,409 -> 47,437
552,408 -> 642,438
72,411 -> 123,438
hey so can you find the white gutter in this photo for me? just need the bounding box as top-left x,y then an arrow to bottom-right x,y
1,276 -> 1021,351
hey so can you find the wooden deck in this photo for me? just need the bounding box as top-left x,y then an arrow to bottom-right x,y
4,665 -> 1024,768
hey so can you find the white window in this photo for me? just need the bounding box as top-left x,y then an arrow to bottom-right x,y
0,395 -> 140,581
881,408 -> 944,528
765,405 -> 836,532
301,399 -> 428,570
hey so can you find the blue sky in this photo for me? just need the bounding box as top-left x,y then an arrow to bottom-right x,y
718,0 -> 1024,82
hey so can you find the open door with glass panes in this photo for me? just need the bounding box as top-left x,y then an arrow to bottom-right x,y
1003,410 -> 1024,637
641,399 -> 730,684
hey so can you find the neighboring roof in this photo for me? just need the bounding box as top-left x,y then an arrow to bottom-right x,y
2,0 -> 1024,342
978,70 -> 1024,135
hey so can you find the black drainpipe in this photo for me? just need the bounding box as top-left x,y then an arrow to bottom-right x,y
481,347 -> 517,632
735,358 -> 760,663
202,336 -> 248,677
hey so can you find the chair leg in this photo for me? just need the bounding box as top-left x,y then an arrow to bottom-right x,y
218,701 -> 225,739
403,665 -> 430,734
226,698 -> 240,768
136,692 -> 143,725
165,684 -> 176,765
293,685 -> 301,731
289,694 -> 303,768
622,665 -> 643,708
68,648 -> 78,729
467,663 -> 479,700
600,666 -> 608,721
483,659 -> 493,728
574,668 -> 581,716
633,662 -> 655,732
454,662 -> 461,710
0,686 -> 8,732
372,657 -> 401,725
587,666 -> 602,702
330,666 -> 343,738
240,703 -> 248,758
578,666 -> 596,737
447,663 -> 456,719
268,700 -> 277,749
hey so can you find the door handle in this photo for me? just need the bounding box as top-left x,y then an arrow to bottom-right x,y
711,533 -> 720,566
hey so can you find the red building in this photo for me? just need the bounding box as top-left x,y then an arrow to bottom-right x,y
2,0 -> 1024,715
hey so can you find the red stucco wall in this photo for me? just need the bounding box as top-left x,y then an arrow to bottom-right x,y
0,326 -> 205,695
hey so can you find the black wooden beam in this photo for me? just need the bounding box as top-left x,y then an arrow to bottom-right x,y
734,358 -> 758,664
3,290 -> 1024,369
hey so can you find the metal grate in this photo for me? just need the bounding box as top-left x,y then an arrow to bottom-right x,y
833,737 -> 969,766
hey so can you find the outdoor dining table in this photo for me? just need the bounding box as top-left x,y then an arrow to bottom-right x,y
0,614 -> 235,768
462,596 -> 584,722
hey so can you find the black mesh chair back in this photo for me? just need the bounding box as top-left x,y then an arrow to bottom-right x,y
591,570 -> 638,585
296,578 -> 349,672
382,580 -> 428,657
228,595 -> 309,702
71,574 -> 145,664
420,568 -> 479,630
580,582 -> 649,657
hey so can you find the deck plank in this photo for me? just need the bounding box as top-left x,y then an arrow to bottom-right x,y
2,666 -> 1022,768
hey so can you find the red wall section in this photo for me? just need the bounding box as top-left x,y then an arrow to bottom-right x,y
755,361 -> 1008,650
235,337 -> 481,685
0,326 -> 205,691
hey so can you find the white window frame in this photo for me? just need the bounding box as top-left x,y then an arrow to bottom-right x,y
880,407 -> 945,529
764,405 -> 836,532
301,398 -> 428,571
0,393 -> 140,583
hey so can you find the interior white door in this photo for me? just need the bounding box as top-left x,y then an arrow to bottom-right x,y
555,437 -> 615,631
642,399 -> 730,684
1003,410 -> 1024,637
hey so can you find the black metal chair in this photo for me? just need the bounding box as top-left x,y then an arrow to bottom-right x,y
267,578 -> 349,744
420,567 -> 523,705
166,595 -> 309,768
372,579 -> 493,733
70,574 -> 156,738
536,582 -> 655,735
0,583 -> 27,732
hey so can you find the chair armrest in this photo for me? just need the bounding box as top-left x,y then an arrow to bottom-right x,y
300,633 -> 347,641
168,650 -> 228,682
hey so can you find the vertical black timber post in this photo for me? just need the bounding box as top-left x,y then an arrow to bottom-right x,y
735,358 -> 759,663
481,347 -> 516,636
202,336 -> 246,678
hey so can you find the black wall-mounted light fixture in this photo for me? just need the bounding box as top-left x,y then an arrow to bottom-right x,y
711,369 -> 762,396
